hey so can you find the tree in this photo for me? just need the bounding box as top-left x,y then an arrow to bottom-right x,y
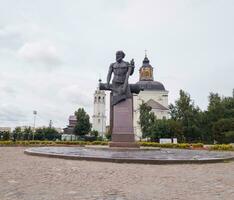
12,127 -> 22,141
35,128 -> 45,140
139,102 -> 156,139
23,127 -> 33,140
202,93 -> 234,143
34,127 -> 60,140
223,131 -> 234,144
150,119 -> 170,141
168,119 -> 184,142
74,108 -> 91,136
198,111 -> 213,143
207,93 -> 225,122
220,96 -> 234,118
212,118 -> 234,143
90,130 -> 98,137
43,127 -> 60,140
105,129 -> 111,140
0,131 -> 10,140
169,90 -> 202,142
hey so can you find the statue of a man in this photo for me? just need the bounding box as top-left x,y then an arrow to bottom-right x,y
107,50 -> 135,105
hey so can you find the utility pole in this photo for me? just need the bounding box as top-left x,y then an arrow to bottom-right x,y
33,110 -> 37,140
49,120 -> 53,128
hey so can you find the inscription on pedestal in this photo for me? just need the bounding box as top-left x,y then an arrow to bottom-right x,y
113,98 -> 133,134
111,98 -> 137,145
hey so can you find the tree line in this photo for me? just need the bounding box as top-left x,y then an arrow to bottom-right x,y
0,127 -> 61,141
0,108 -> 99,141
139,90 -> 234,144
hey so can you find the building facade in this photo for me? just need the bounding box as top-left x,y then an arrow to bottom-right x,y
133,56 -> 169,139
92,79 -> 107,137
0,127 -> 11,132
63,115 -> 77,134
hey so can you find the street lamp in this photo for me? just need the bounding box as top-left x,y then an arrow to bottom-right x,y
33,110 -> 37,140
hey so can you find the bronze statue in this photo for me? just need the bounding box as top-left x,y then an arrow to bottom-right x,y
106,51 -> 135,105
99,51 -> 143,147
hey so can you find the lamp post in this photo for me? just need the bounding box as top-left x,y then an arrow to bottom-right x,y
33,110 -> 37,140
101,114 -> 103,137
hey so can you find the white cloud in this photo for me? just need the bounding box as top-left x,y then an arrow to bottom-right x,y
0,104 -> 28,125
58,84 -> 93,107
18,41 -> 62,66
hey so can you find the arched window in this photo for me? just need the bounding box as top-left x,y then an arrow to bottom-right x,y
98,96 -> 101,102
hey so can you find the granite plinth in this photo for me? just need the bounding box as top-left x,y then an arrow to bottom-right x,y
111,98 -> 138,147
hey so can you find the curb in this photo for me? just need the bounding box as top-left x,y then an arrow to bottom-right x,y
24,148 -> 234,165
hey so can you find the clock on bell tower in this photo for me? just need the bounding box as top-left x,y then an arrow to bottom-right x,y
139,55 -> 154,81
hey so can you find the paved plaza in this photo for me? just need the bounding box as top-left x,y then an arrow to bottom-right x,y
0,147 -> 234,200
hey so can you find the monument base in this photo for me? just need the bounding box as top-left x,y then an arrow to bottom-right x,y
109,142 -> 139,148
110,98 -> 139,148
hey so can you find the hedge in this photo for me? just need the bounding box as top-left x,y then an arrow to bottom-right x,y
209,144 -> 234,151
0,140 -> 108,146
139,142 -> 193,149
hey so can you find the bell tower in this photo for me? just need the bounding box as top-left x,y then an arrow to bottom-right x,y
92,79 -> 106,137
139,54 -> 154,81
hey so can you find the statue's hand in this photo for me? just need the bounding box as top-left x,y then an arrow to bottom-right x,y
119,86 -> 126,95
106,83 -> 110,89
130,59 -> 135,66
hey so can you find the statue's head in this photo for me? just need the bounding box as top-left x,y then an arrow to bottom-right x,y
116,50 -> 125,62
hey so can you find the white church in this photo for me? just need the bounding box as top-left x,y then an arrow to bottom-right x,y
92,55 -> 169,140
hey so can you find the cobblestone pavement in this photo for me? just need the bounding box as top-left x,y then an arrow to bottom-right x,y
0,147 -> 234,200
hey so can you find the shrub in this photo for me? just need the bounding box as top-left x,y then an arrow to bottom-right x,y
91,141 -> 108,145
0,141 -> 13,145
55,141 -> 86,145
191,143 -> 204,148
177,143 -> 190,149
138,142 -> 190,149
209,144 -> 234,151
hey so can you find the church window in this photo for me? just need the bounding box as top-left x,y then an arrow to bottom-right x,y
98,119 -> 100,123
98,96 -> 101,102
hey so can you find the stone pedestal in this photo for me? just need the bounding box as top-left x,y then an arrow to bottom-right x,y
109,98 -> 139,148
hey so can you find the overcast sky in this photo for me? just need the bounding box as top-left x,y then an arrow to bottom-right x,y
0,0 -> 234,128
